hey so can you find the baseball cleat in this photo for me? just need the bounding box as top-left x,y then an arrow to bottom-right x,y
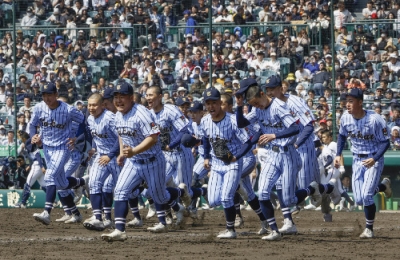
290,205 -> 301,215
84,218 -> 105,231
309,181 -> 322,207
338,197 -> 346,212
101,229 -> 127,242
33,211 -> 51,225
328,180 -> 341,205
56,214 -> 72,222
103,219 -> 113,229
147,222 -> 168,233
166,216 -> 173,225
304,204 -> 316,210
13,202 -> 26,208
178,183 -> 191,208
145,203 -> 156,219
127,217 -> 143,228
382,178 -> 392,198
261,230 -> 282,241
349,205 -> 356,212
279,218 -> 297,235
359,228 -> 374,239
189,208 -> 198,219
217,229 -> 237,239
323,213 -> 332,222
175,204 -> 185,225
84,215 -> 96,224
234,215 -> 244,228
257,220 -> 270,235
65,214 -> 83,224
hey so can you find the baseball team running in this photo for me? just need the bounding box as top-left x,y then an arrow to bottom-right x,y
22,74 -> 392,242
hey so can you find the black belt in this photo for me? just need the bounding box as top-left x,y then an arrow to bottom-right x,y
163,146 -> 181,152
267,145 -> 289,153
353,153 -> 376,158
134,157 -> 156,164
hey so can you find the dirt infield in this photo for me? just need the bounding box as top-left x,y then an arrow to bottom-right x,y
0,208 -> 399,260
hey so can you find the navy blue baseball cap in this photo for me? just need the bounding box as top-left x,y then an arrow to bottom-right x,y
264,75 -> 282,88
346,88 -> 363,100
203,87 -> 221,101
103,87 -> 114,99
235,78 -> 258,96
189,101 -> 203,112
181,133 -> 199,148
175,96 -> 191,106
113,82 -> 133,95
41,82 -> 57,94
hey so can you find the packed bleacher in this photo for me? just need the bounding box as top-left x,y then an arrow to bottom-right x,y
0,0 -> 399,157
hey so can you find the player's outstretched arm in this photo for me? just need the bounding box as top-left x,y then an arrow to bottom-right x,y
123,134 -> 158,158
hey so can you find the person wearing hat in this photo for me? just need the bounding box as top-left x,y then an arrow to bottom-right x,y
183,9 -> 197,36
335,88 -> 392,239
30,81 -> 87,226
250,51 -> 268,70
265,52 -> 281,74
387,53 -> 400,73
351,42 -> 366,63
99,83 -> 191,239
214,8 -> 233,23
21,7 -> 39,27
235,77 -> 324,240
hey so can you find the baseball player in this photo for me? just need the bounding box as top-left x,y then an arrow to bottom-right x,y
101,82 -> 190,242
235,77 -> 323,241
13,131 -> 46,208
264,77 -> 339,234
200,88 -> 255,239
83,93 -> 121,231
219,93 -> 269,235
29,82 -> 87,225
334,88 -> 392,238
145,87 -> 199,213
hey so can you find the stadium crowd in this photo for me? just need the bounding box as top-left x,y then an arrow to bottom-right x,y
0,0 -> 398,165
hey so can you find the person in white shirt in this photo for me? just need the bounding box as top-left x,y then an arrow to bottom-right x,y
214,8 -> 233,22
362,2 -> 376,19
226,0 -> 237,14
295,66 -> 311,82
333,3 -> 354,31
258,3 -> 270,23
265,52 -> 280,74
251,51 -> 268,70
0,84 -> 6,103
387,54 -> 400,73
0,97 -> 16,115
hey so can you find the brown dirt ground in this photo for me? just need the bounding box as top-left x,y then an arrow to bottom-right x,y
0,208 -> 399,260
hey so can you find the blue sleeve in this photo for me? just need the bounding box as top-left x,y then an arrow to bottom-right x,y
234,139 -> 254,160
35,152 -> 43,168
29,123 -> 38,138
107,141 -> 120,159
324,155 -> 333,168
236,106 -> 251,128
169,131 -> 185,149
75,121 -> 86,137
275,123 -> 299,139
336,134 -> 346,156
372,139 -> 390,162
295,123 -> 314,147
202,136 -> 211,160
250,132 -> 261,146
315,148 -> 322,158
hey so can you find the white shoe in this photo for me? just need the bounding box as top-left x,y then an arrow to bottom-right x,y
328,180 -> 341,205
290,205 -> 301,215
84,215 -> 96,224
257,220 -> 270,235
146,204 -> 156,219
304,204 -> 316,210
309,181 -> 322,207
279,218 -> 297,235
240,204 -> 246,210
147,222 -> 168,233
83,218 -> 105,231
189,208 -> 198,219
349,205 -> 356,212
234,215 -> 244,228
127,217 -> 143,227
245,204 -> 252,211
65,214 -> 83,224
261,230 -> 282,241
314,206 -> 321,211
382,178 -> 392,198
178,183 -> 191,208
338,197 -> 346,212
201,203 -> 210,210
56,214 -> 72,222
103,219 -> 113,229
101,229 -> 127,242
33,211 -> 51,225
175,204 -> 185,225
359,228 -> 374,238
217,229 -> 237,239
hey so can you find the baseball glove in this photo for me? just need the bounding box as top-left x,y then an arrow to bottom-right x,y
159,130 -> 171,150
212,138 -> 234,164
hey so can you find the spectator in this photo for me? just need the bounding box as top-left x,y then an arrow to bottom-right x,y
0,97 -> 16,115
215,8 -> 233,22
183,10 -> 197,36
380,63 -> 395,82
341,51 -> 362,70
265,52 -> 280,74
233,6 -> 246,25
21,7 -> 39,27
362,2 -> 376,19
19,96 -> 33,114
312,68 -> 330,96
391,126 -> 400,150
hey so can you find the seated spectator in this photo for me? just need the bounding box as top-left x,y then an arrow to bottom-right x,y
312,68 -> 330,96
387,54 -> 400,74
347,77 -> 367,90
32,0 -> 46,20
295,66 -> 311,83
377,31 -> 393,50
341,51 -> 361,70
366,44 -> 381,63
391,126 -> 400,150
21,7 -> 39,28
0,97 -> 16,115
336,27 -> 353,47
120,59 -> 137,79
382,44 -> 397,62
303,56 -> 319,74
265,52 -> 280,74
380,63 -> 395,82
19,96 -> 33,114
351,42 -> 365,62
214,8 -> 233,22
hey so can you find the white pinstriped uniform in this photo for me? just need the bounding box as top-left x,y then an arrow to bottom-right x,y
285,94 -> 320,188
151,104 -> 194,196
191,121 -> 209,181
30,101 -> 84,190
200,113 -> 249,208
114,103 -> 170,204
87,110 -> 121,195
245,98 -> 301,206
339,110 -> 389,206
319,142 -> 342,192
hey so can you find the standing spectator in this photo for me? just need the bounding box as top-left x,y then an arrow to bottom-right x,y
333,3 -> 354,36
184,10 -> 197,36
362,2 -> 376,19
233,6 -> 246,25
